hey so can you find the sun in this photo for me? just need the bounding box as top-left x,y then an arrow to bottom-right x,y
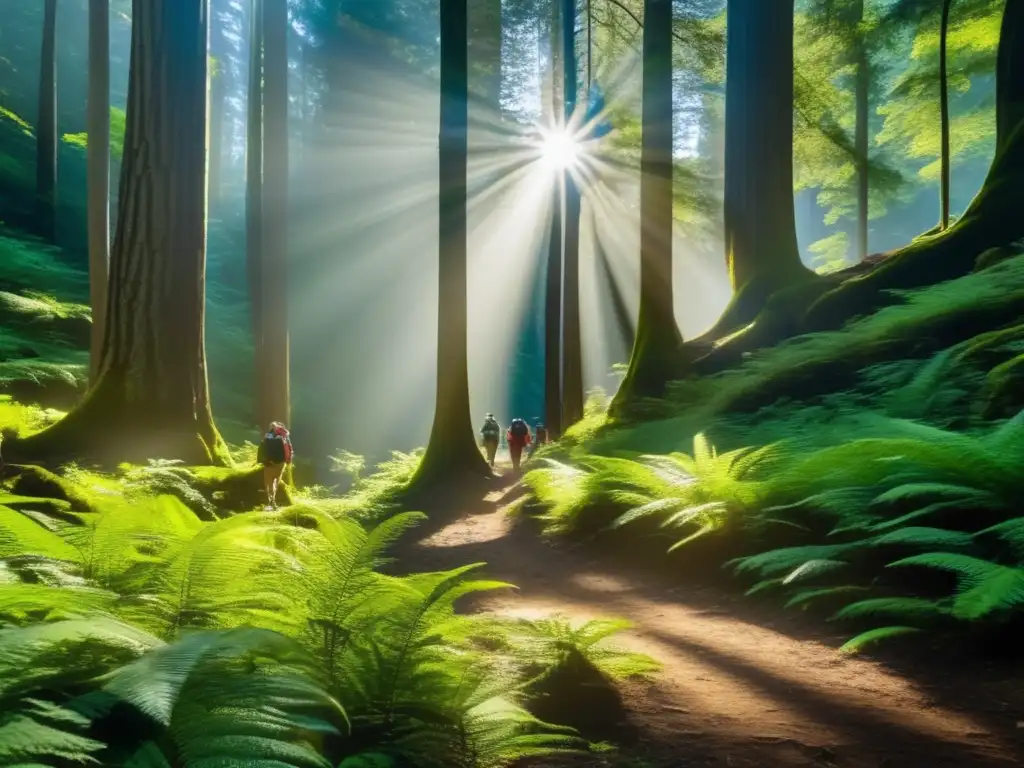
538,127 -> 581,171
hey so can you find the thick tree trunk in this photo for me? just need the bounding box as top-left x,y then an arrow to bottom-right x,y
561,0 -> 584,428
544,1 -> 564,438
209,2 -> 226,207
610,0 -> 683,408
803,0 -> 1024,332
36,0 -> 58,242
14,0 -> 227,466
413,0 -> 490,484
854,0 -> 869,261
261,0 -> 290,428
87,0 -> 110,384
939,0 -> 952,231
717,0 -> 813,332
246,0 -> 264,425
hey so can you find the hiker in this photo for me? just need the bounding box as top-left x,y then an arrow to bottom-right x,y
256,421 -> 293,510
506,418 -> 532,471
480,413 -> 501,467
529,421 -> 548,459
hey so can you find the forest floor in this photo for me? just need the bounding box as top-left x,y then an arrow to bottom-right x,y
393,465 -> 1024,768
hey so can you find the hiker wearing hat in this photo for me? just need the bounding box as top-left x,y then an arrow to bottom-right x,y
479,413 -> 501,467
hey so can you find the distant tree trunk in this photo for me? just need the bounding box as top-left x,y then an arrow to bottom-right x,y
939,0 -> 952,230
36,0 -> 58,241
413,0 -> 490,483
469,0 -> 502,110
87,0 -> 110,384
610,0 -> 683,407
544,0 -> 563,437
209,2 -> 226,206
718,0 -> 812,332
561,0 -> 584,428
15,0 -> 227,466
261,0 -> 290,427
246,0 -> 264,425
854,0 -> 869,261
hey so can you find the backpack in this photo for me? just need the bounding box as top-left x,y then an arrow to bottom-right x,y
482,418 -> 500,438
509,419 -> 528,439
257,431 -> 292,464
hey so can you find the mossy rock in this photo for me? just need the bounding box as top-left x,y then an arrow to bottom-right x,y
0,491 -> 80,525
525,647 -> 637,745
982,353 -> 1024,419
190,465 -> 294,512
0,372 -> 83,410
3,464 -> 95,512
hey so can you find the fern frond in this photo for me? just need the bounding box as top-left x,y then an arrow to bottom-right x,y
839,626 -> 921,654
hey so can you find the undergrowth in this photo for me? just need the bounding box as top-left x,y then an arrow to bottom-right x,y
0,423 -> 654,765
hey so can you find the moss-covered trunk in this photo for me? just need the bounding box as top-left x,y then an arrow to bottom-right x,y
246,0 -> 264,426
561,0 -> 584,428
260,0 -> 291,428
87,0 -> 110,384
12,0 -> 228,467
804,0 -> 1024,331
36,0 -> 58,242
413,0 -> 490,484
718,0 -> 813,332
610,0 -> 683,408
544,0 -> 563,438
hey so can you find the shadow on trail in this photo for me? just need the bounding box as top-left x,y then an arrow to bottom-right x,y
388,472 -> 1024,767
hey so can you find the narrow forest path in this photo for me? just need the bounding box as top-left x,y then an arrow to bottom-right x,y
394,466 -> 1024,767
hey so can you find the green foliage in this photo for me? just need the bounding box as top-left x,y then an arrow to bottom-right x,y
0,443 -> 650,765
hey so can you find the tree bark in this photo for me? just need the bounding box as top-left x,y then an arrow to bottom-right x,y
561,0 -> 584,428
544,0 -> 564,437
261,0 -> 290,428
718,0 -> 813,331
413,0 -> 490,483
246,0 -> 264,425
939,0 -> 952,231
14,0 -> 228,466
854,0 -> 869,261
610,0 -> 683,407
209,0 -> 227,206
36,0 -> 58,242
87,0 -> 110,384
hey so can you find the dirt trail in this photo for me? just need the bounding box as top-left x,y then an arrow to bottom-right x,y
397,468 -> 1024,767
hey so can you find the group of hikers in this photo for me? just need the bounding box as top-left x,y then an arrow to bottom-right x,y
253,412 -> 550,510
479,413 -> 548,470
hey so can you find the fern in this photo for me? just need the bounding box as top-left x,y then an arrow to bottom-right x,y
888,553 -> 1024,620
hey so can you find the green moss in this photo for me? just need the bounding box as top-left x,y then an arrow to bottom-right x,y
3,464 -> 96,513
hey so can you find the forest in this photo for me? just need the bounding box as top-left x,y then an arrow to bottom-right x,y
0,0 -> 1022,765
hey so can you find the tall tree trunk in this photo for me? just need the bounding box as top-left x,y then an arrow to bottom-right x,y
15,0 -> 227,466
561,0 -> 584,427
719,0 -> 812,331
854,0 -> 869,261
996,0 -> 1024,147
209,0 -> 226,207
610,0 -> 683,407
261,0 -> 290,427
939,0 -> 952,230
413,0 -> 490,483
544,0 -> 564,437
36,0 -> 58,241
87,0 -> 110,384
246,0 -> 264,425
